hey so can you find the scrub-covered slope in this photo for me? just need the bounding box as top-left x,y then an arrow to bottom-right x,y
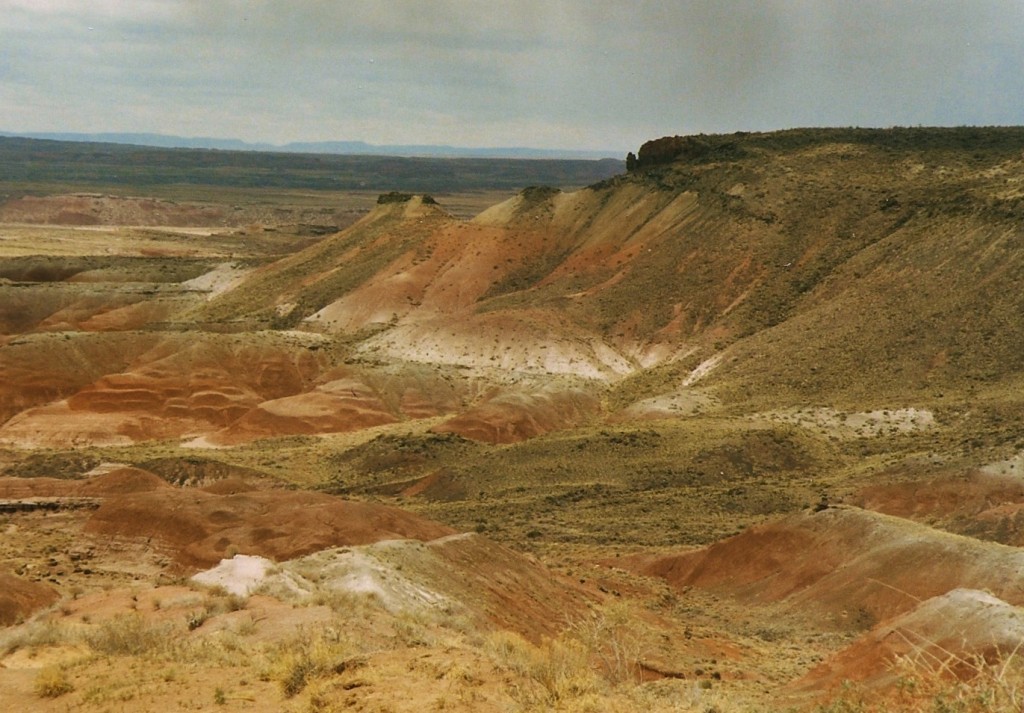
7,128 -> 1024,449
197,128 -> 1024,407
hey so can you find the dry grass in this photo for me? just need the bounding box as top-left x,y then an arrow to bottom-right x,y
485,630 -> 601,709
815,645 -> 1024,713
34,665 -> 75,698
185,587 -> 248,631
0,616 -> 68,655
482,602 -> 662,710
892,646 -> 1024,713
264,625 -> 358,698
567,601 -> 651,685
483,626 -> 745,713
85,613 -> 174,656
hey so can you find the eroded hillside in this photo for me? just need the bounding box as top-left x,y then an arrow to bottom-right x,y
191,129 -> 1024,405
3,128 -> 1024,712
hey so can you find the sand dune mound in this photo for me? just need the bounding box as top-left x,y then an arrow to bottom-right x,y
209,378 -> 400,445
0,572 -> 59,625
0,333 -> 331,447
0,468 -> 175,501
201,363 -> 469,445
791,589 -> 1024,698
83,486 -> 456,569
622,506 -> 1024,629
1,330 -> 480,448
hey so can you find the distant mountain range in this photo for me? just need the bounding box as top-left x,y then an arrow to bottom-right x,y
0,131 -> 621,160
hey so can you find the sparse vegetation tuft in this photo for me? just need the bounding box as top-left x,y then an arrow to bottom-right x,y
33,666 -> 74,698
267,626 -> 356,698
85,613 -> 174,656
486,630 -> 601,707
0,617 -> 67,655
894,646 -> 1024,713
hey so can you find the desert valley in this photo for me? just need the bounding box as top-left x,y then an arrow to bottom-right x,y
2,127 -> 1024,712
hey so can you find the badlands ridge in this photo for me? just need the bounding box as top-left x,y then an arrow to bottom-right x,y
2,127 -> 1024,711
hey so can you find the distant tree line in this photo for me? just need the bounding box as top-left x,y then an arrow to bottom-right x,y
0,137 -> 624,194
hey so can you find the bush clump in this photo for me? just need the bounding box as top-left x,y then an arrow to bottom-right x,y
85,613 -> 171,656
34,666 -> 74,698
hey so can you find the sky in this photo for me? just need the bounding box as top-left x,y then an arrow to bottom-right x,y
3,0 -> 1024,153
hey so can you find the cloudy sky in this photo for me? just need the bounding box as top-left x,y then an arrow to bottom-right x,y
3,0 -> 1023,153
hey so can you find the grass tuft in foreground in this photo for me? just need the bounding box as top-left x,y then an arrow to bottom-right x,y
34,666 -> 74,698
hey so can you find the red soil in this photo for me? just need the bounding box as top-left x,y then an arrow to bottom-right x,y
1,471 -> 457,574
75,467 -> 170,495
855,468 -> 1024,545
83,487 -> 457,569
0,573 -> 59,625
0,476 -> 79,498
0,335 -> 334,447
209,379 -> 399,445
0,333 -> 157,425
404,533 -> 597,642
617,506 -> 1024,630
790,588 -> 1024,699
